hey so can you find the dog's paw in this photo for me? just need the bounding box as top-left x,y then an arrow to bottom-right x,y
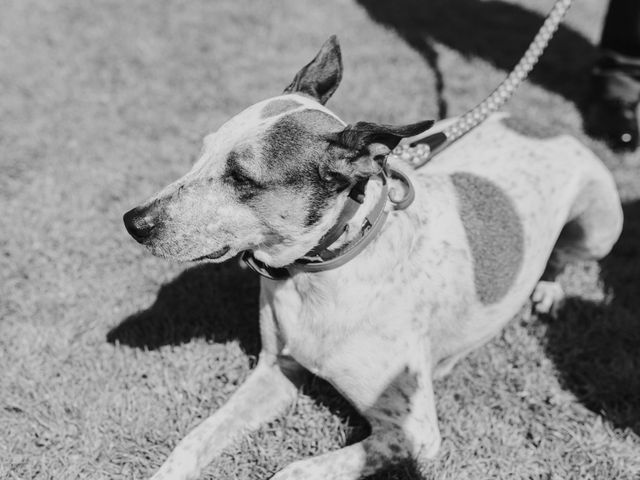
531,280 -> 565,318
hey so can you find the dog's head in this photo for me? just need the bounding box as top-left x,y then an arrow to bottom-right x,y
123,36 -> 432,267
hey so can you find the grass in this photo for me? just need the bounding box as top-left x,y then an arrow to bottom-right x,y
1,0 -> 639,478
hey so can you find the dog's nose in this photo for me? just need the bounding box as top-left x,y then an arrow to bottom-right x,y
123,206 -> 157,243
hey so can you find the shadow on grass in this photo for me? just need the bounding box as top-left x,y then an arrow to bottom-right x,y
108,260 -> 261,356
544,200 -> 640,434
356,0 -> 597,118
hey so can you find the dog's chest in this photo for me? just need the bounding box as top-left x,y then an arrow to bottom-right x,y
261,232 -> 473,380
264,277 -> 364,373
262,267 -> 422,378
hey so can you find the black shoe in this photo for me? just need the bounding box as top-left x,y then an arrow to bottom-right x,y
585,97 -> 639,152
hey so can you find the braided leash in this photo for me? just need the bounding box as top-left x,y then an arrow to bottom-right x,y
392,0 -> 574,168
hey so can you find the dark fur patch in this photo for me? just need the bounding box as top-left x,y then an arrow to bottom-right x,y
451,172 -> 524,304
260,99 -> 301,119
262,110 -> 344,226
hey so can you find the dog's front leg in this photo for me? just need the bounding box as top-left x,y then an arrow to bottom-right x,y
269,420 -> 409,480
270,353 -> 441,480
150,352 -> 302,480
269,399 -> 440,480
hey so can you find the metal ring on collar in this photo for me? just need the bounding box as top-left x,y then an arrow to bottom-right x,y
386,167 -> 415,211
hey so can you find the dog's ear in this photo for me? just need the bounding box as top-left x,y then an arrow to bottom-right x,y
284,35 -> 343,105
321,120 -> 434,186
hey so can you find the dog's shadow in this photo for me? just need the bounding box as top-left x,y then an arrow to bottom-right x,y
356,0 -> 598,119
544,200 -> 640,435
107,260 -> 261,356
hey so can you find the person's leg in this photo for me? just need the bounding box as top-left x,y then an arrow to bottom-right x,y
600,0 -> 640,58
586,0 -> 640,152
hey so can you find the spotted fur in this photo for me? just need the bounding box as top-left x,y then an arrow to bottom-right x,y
123,37 -> 623,480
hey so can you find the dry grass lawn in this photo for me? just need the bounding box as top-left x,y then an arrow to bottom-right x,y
1,0 -> 639,479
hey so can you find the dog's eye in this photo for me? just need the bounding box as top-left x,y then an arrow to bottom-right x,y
228,168 -> 257,188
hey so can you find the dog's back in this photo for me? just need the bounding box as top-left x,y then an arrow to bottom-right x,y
401,116 -> 622,371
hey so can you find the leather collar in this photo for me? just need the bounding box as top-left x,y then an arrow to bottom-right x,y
242,166 -> 414,280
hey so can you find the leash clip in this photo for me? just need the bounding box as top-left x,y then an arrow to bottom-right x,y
385,167 -> 415,210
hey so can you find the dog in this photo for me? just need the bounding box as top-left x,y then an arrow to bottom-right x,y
123,36 -> 623,479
